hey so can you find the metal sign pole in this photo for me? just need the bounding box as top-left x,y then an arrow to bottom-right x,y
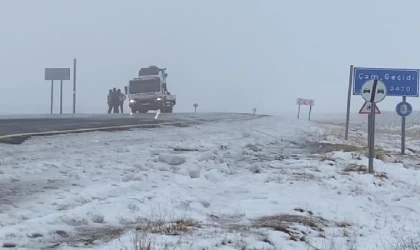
309,105 -> 312,121
297,105 -> 301,119
401,96 -> 406,155
367,79 -> 378,174
369,102 -> 376,174
345,65 -> 354,140
367,113 -> 371,154
60,80 -> 63,114
73,58 -> 77,114
50,80 -> 54,114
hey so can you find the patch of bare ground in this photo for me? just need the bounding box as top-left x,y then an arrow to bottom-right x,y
251,211 -> 352,244
373,150 -> 402,162
36,226 -> 127,249
310,141 -> 403,165
118,207 -> 200,237
312,120 -> 345,126
265,169 -> 321,184
307,142 -> 365,155
342,164 -> 388,180
248,208 -> 354,250
405,129 -> 420,138
290,171 -> 319,182
378,127 -> 420,138
36,208 -> 200,249
73,226 -> 125,246
113,212 -> 200,250
135,217 -> 199,236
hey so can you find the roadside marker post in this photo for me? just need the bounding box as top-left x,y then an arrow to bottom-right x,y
360,79 -> 387,174
296,98 -> 314,121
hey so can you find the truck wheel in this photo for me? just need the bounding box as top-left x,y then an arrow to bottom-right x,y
160,104 -> 166,113
131,107 -> 138,113
167,106 -> 173,113
139,109 -> 147,113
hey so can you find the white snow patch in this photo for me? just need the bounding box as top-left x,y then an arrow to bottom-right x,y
0,115 -> 419,250
158,153 -> 187,165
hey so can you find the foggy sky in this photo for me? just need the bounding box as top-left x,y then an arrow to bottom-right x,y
1,0 -> 420,115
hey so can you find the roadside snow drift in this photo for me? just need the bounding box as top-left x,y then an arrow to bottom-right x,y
0,115 -> 419,250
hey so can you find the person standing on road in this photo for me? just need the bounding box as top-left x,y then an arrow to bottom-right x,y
111,88 -> 120,113
107,89 -> 113,113
118,89 -> 126,113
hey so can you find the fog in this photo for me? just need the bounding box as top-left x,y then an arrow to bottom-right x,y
1,0 -> 420,115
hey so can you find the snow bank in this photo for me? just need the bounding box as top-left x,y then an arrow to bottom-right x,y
0,115 -> 419,250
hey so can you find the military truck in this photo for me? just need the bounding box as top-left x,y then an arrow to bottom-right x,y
124,66 -> 176,113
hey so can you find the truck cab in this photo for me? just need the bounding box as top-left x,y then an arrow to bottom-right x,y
124,66 -> 176,113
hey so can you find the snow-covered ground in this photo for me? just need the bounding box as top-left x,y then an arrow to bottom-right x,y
0,115 -> 419,250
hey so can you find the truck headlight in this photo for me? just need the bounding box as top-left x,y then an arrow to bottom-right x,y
129,99 -> 136,103
156,97 -> 162,101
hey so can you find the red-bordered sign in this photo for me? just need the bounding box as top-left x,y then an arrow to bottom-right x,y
359,101 -> 381,114
296,98 -> 314,106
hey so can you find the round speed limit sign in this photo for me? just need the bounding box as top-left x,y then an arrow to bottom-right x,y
396,101 -> 413,117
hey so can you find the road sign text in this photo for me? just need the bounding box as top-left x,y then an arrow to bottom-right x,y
353,67 -> 419,97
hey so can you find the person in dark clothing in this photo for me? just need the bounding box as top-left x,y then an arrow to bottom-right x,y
117,89 -> 126,113
107,89 -> 113,113
162,82 -> 167,93
111,88 -> 120,113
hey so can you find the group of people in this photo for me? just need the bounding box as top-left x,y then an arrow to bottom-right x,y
107,88 -> 127,113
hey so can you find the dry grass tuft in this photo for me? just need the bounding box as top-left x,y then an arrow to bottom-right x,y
135,208 -> 199,236
342,164 -> 367,173
121,232 -> 154,250
291,171 -> 319,182
119,231 -> 188,250
252,213 -> 352,247
335,221 -> 352,228
375,172 -> 388,181
252,214 -> 329,239
375,151 -> 390,161
50,226 -> 126,247
136,218 -> 198,235
342,164 -> 388,180
265,170 -> 320,184
383,232 -> 420,250
308,142 -> 364,154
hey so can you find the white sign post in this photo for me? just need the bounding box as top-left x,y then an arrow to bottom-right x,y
360,79 -> 387,174
45,68 -> 71,114
296,98 -> 314,120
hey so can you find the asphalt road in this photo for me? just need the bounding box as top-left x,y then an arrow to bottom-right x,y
0,116 -> 162,136
0,113 -> 259,144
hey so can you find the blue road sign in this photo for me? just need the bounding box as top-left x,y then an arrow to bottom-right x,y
396,101 -> 413,117
353,67 -> 419,97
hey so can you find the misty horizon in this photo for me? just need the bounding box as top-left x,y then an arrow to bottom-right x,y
1,0 -> 420,116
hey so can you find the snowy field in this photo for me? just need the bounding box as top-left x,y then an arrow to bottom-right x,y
313,111 -> 420,153
314,111 -> 420,133
0,114 -> 419,249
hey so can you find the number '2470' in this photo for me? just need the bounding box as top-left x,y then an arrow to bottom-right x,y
390,86 -> 411,92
